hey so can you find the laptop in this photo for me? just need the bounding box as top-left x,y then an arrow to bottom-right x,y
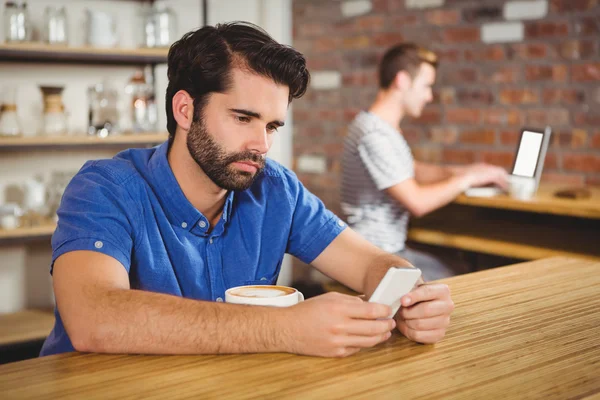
464,126 -> 552,197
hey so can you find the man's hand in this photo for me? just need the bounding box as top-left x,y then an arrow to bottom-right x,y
280,292 -> 396,358
395,283 -> 454,344
462,163 -> 509,190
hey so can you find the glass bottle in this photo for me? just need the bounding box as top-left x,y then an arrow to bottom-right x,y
40,86 -> 68,136
43,6 -> 68,45
3,1 -> 31,43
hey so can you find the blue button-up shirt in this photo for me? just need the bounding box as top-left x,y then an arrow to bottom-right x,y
40,142 -> 346,356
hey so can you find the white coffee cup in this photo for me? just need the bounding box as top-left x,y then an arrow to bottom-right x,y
225,285 -> 304,307
509,175 -> 536,200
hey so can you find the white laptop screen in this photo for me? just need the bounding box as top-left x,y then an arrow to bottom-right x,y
512,130 -> 544,177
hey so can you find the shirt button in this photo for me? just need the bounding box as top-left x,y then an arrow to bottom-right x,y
337,220 -> 345,227
216,297 -> 223,302
94,241 -> 103,249
199,221 -> 207,228
181,222 -> 188,228
209,238 -> 214,244
260,277 -> 268,281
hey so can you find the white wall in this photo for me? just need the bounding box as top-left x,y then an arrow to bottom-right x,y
0,0 -> 294,312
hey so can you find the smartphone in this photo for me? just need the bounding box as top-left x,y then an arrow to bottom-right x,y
368,267 -> 422,318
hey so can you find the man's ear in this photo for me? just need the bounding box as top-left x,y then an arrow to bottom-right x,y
172,90 -> 195,131
392,70 -> 413,91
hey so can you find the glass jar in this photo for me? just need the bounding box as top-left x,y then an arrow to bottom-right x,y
43,6 -> 68,45
88,82 -> 119,137
0,203 -> 22,230
0,85 -> 21,137
3,1 -> 31,43
139,1 -> 177,48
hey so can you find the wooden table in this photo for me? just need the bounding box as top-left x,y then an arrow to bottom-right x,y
1,257 -> 599,399
409,183 -> 600,261
0,310 -> 55,347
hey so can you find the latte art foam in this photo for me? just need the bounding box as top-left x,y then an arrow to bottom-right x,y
230,285 -> 295,298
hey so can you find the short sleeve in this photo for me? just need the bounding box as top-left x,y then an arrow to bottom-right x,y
284,172 -> 346,264
50,163 -> 139,274
357,133 -> 414,190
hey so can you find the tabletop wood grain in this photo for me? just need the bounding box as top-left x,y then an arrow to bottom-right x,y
455,183 -> 600,219
1,257 -> 599,399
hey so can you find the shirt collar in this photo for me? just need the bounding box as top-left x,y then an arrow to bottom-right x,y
148,142 -> 235,233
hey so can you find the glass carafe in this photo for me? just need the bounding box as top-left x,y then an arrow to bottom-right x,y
40,86 -> 68,136
88,82 -> 119,137
0,85 -> 21,137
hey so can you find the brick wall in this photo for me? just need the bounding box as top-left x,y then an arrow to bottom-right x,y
292,0 -> 600,219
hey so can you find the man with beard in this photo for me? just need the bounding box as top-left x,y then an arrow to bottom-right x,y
41,24 -> 454,358
341,43 -> 508,282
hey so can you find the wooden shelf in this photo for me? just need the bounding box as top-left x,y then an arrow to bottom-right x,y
0,42 -> 168,65
408,217 -> 600,262
0,224 -> 55,242
0,132 -> 168,151
0,310 -> 55,347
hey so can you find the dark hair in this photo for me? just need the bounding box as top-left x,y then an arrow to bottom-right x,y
378,43 -> 438,89
165,21 -> 310,143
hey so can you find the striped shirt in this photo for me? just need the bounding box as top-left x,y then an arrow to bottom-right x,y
341,111 -> 414,253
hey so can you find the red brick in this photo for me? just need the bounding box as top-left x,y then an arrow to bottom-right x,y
352,15 -> 385,32
550,0 -> 599,12
541,173 -> 585,186
343,52 -> 381,69
297,22 -> 329,38
526,109 -> 570,127
343,108 -> 361,123
558,40 -> 597,59
579,17 -> 599,35
412,146 -> 443,163
317,109 -> 343,121
571,63 -> 600,82
489,66 -> 518,84
342,35 -> 371,50
456,89 -> 494,105
415,107 -> 442,124
372,0 -> 404,13
442,149 -> 476,164
435,48 -> 461,63
342,71 -> 376,86
460,129 -> 496,145
388,14 -> 420,27
444,27 -> 480,43
574,112 -> 600,126
542,89 -> 585,105
444,67 -> 479,83
526,22 -> 569,38
552,129 -> 589,149
313,37 -> 340,53
371,32 -> 404,47
500,131 -> 521,146
446,108 -> 481,125
484,109 -> 524,126
509,43 -> 550,60
426,10 -> 460,25
563,154 -> 600,173
429,127 -> 458,144
439,87 -> 456,105
464,46 -> 505,62
585,176 -> 600,187
592,133 -> 600,149
499,89 -> 539,105
307,55 -> 343,70
462,6 -> 502,22
482,151 -> 514,168
525,65 -> 569,82
544,152 -> 559,170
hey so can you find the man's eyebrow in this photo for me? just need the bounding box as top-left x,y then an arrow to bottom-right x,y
230,108 -> 285,127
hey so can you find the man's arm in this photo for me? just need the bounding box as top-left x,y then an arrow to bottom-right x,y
54,250 -> 395,357
414,161 -> 455,184
387,164 -> 508,217
311,229 -> 454,344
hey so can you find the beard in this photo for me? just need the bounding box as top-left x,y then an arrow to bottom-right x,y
186,119 -> 265,191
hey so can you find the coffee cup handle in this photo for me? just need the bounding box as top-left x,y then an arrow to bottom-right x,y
297,291 -> 304,303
